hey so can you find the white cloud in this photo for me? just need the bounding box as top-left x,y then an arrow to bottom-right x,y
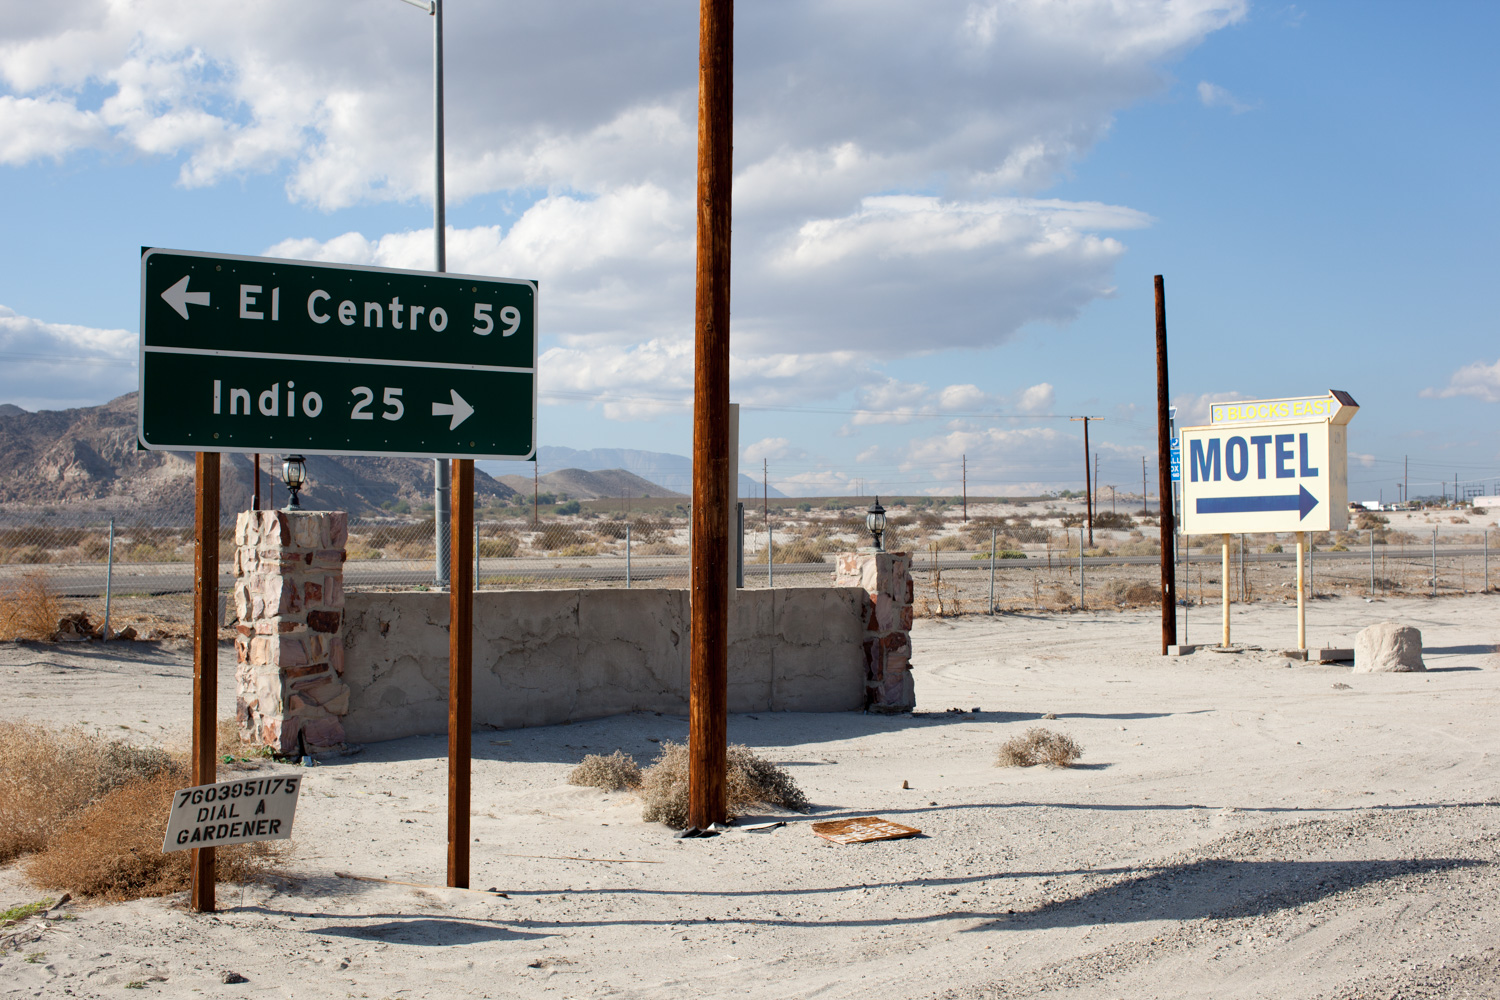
1197,80 -> 1258,114
1422,360 -> 1500,403
1015,382 -> 1055,413
1171,391 -> 1250,427
0,305 -> 137,411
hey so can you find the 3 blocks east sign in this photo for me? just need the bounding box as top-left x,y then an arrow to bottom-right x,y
1178,391 -> 1359,535
138,248 -> 538,461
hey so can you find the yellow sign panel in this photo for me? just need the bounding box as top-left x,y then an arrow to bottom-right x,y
1209,390 -> 1359,428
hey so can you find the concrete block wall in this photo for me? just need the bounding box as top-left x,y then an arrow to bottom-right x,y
337,586 -> 878,743
834,551 -> 916,712
233,510 -> 350,752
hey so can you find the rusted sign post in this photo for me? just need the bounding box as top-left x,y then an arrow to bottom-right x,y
191,452 -> 220,912
448,458 -> 474,887
688,0 -> 733,830
1155,276 -> 1177,654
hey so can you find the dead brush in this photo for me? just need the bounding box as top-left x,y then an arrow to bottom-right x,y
996,727 -> 1083,768
0,572 -> 62,641
1,720 -> 280,901
0,721 -> 186,864
638,741 -> 809,829
25,771 -> 281,901
568,750 -> 642,791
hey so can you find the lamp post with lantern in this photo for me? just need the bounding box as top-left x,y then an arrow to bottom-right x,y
866,497 -> 887,552
281,455 -> 307,511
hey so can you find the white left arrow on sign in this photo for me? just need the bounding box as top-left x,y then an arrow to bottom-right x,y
161,275 -> 211,320
432,389 -> 475,430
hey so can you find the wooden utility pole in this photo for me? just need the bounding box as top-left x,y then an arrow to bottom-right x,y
447,458 -> 474,887
1070,417 -> 1103,547
688,0 -> 733,831
190,452 -> 220,913
252,453 -> 261,511
1155,275 -> 1177,653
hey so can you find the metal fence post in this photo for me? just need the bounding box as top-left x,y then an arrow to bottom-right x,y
1308,535 -> 1314,599
989,527 -> 996,615
103,518 -> 115,640
1485,529 -> 1489,593
1369,529 -> 1375,594
1078,524 -> 1085,610
768,524 -> 774,590
736,502 -> 744,588
625,524 -> 632,589
1432,527 -> 1438,597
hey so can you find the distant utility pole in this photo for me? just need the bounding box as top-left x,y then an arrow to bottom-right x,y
1404,455 -> 1408,507
763,458 -> 768,527
962,454 -> 968,522
532,462 -> 538,526
1107,485 -> 1117,515
1070,416 -> 1104,547
1142,456 -> 1148,514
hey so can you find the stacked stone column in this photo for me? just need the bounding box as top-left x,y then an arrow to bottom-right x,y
834,551 -> 915,712
233,510 -> 350,753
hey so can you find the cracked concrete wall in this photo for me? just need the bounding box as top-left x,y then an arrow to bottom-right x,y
339,587 -> 870,743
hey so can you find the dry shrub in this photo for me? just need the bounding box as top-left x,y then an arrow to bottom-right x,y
0,722 -> 186,864
996,728 -> 1083,768
0,572 -> 62,641
25,772 -> 279,901
568,750 -> 642,791
638,741 -> 808,829
1103,579 -> 1163,607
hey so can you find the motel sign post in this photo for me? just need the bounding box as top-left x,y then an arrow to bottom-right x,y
1178,391 -> 1359,650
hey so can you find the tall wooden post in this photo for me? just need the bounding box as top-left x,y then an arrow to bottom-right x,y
1155,276 -> 1177,653
448,458 -> 474,887
1082,419 -> 1092,547
1220,533 -> 1231,648
689,0 -> 733,831
191,452 -> 220,913
1295,530 -> 1307,651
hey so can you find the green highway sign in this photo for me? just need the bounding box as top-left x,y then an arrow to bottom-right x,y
138,247 -> 537,460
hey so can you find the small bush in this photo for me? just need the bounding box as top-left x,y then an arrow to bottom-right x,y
638,741 -> 808,829
997,728 -> 1083,767
25,772 -> 279,901
568,750 -> 642,791
971,550 -> 1026,560
0,572 -> 62,641
0,722 -> 187,863
478,535 -> 519,558
1103,580 -> 1162,606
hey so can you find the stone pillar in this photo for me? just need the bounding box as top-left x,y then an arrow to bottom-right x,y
233,510 -> 350,753
834,551 -> 915,712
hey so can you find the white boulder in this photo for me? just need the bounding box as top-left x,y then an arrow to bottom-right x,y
1353,622 -> 1424,673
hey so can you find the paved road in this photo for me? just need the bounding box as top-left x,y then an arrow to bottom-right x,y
12,544 -> 1492,597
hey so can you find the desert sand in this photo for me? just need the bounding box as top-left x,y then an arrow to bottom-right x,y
2,593 -> 1498,999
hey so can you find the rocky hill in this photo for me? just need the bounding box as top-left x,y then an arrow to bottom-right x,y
495,467 -> 684,501
0,393 -> 518,520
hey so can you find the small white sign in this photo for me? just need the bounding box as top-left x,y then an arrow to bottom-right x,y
162,774 -> 302,853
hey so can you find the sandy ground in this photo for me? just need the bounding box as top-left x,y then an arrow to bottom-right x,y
2,594 -> 1498,999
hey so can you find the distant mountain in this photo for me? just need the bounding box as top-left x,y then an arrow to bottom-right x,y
0,393 -> 517,519
478,446 -> 787,499
0,403 -> 27,417
496,467 -> 683,501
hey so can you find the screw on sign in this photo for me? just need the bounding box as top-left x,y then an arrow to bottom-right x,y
138,248 -> 538,461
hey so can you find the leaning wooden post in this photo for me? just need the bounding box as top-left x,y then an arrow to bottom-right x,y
448,458 -> 474,887
1154,276 -> 1177,653
191,451 -> 220,913
688,0 -> 733,831
1295,530 -> 1307,651
1220,532 -> 1231,647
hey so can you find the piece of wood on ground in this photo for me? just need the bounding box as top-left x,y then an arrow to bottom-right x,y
810,817 -> 921,844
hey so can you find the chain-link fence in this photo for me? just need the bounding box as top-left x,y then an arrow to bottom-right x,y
1,504 -> 1492,639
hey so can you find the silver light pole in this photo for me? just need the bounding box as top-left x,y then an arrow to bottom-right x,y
401,0 -> 450,585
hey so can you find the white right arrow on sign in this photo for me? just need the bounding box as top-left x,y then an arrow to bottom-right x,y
432,389 -> 475,430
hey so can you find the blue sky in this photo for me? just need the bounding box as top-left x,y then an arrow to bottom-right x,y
1,1 -> 1495,500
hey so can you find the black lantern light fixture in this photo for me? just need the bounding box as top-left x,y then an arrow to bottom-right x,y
282,455 -> 307,510
865,496 -> 887,552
